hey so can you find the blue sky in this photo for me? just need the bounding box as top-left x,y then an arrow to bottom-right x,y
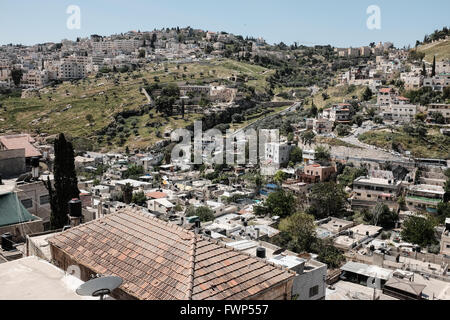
0,0 -> 448,47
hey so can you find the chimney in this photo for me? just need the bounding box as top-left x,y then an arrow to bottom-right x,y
255,227 -> 260,239
68,198 -> 82,227
194,220 -> 201,234
31,157 -> 40,179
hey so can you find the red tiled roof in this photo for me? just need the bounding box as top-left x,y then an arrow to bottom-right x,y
379,88 -> 393,93
397,96 -> 410,101
47,209 -> 294,300
0,134 -> 41,158
146,191 -> 167,199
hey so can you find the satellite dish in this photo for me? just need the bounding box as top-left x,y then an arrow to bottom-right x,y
76,276 -> 122,300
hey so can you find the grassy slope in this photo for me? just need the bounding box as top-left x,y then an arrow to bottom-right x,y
304,85 -> 366,111
359,128 -> 450,159
416,39 -> 450,63
0,59 -> 273,151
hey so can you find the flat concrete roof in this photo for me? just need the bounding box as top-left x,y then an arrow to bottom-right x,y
326,280 -> 397,300
349,224 -> 383,237
0,256 -> 98,300
341,261 -> 393,281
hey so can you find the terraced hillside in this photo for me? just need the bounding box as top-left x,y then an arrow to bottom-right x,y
359,127 -> 450,159
417,38 -> 450,63
0,59 -> 274,151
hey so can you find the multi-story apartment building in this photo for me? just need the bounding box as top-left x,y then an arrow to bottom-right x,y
436,60 -> 450,74
305,118 -> 333,135
351,176 -> 402,209
264,142 -> 292,166
16,180 -> 51,228
426,103 -> 450,123
390,103 -> 417,123
360,46 -> 371,57
347,47 -> 360,58
423,73 -> 450,91
58,60 -> 86,80
22,70 -> 49,88
405,184 -> 445,214
322,104 -> 351,124
377,87 -> 396,106
302,164 -> 336,182
400,72 -> 423,90
92,39 -> 143,54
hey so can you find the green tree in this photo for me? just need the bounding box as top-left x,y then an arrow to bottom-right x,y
85,114 -> 94,124
415,113 -> 427,122
312,239 -> 345,268
352,115 -> 364,127
186,206 -> 215,222
307,182 -> 347,219
132,191 -> 147,206
310,100 -> 318,117
366,107 -> 376,119
122,183 -> 133,204
263,190 -> 296,218
123,165 -> 144,179
314,145 -> 331,163
289,147 -> 303,164
362,87 -> 373,101
11,69 -> 23,87
437,202 -> 450,224
300,131 -> 315,146
401,216 -> 437,247
365,203 -> 399,229
279,212 -> 316,252
336,124 -> 351,136
430,111 -> 445,124
45,133 -> 80,229
421,63 -> 427,77
273,170 -> 287,186
337,166 -> 367,188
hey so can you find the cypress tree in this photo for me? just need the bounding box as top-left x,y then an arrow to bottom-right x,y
181,99 -> 185,119
421,63 -> 427,77
431,55 -> 436,77
46,133 -> 80,229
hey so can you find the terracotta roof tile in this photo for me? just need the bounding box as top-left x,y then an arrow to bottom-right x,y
47,209 -> 294,300
0,134 -> 41,158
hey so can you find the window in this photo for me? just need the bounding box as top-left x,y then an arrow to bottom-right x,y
21,199 -> 33,209
40,194 -> 50,205
309,285 -> 319,297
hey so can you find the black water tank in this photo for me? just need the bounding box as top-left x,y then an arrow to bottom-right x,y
68,199 -> 82,217
256,247 -> 266,259
31,156 -> 40,168
243,221 -> 248,227
1,233 -> 13,251
204,230 -> 211,236
195,220 -> 201,229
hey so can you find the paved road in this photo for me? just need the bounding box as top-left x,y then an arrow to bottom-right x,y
231,101 -> 301,137
336,124 -> 411,162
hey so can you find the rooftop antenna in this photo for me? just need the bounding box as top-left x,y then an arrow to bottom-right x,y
76,275 -> 122,300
